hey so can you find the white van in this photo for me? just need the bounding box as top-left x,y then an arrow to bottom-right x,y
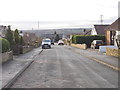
42,38 -> 51,49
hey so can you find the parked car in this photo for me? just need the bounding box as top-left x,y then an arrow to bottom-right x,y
91,40 -> 103,49
51,42 -> 54,45
51,40 -> 54,45
58,40 -> 64,45
42,38 -> 51,49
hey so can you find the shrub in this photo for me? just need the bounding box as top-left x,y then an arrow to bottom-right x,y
0,38 -> 10,53
14,29 -> 20,44
72,35 -> 105,48
5,26 -> 15,49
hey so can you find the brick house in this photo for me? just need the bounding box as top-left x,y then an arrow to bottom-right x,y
105,18 -> 120,47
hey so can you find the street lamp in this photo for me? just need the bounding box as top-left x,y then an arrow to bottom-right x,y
19,31 -> 23,54
19,31 -> 23,37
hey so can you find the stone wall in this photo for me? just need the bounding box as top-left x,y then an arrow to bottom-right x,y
71,44 -> 87,50
12,45 -> 20,55
106,47 -> 120,57
0,51 -> 13,63
22,46 -> 33,54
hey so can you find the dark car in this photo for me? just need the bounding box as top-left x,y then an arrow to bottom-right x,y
51,41 -> 54,45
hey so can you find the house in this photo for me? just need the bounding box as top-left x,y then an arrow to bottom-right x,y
83,29 -> 91,35
91,25 -> 110,35
0,25 -> 8,38
43,34 -> 63,41
105,18 -> 120,47
23,32 -> 38,46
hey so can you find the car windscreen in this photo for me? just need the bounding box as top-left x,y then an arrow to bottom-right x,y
43,40 -> 51,42
58,40 -> 63,43
96,41 -> 102,44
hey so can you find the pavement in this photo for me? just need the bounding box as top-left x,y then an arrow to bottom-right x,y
1,46 -> 43,89
10,45 -> 118,88
67,46 -> 119,70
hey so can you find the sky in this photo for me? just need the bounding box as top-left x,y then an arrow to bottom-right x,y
0,0 -> 119,30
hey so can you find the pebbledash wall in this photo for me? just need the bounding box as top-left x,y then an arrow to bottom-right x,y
0,51 -> 13,63
106,47 -> 120,57
71,44 -> 87,50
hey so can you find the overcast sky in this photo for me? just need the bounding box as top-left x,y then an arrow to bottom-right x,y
0,0 -> 119,30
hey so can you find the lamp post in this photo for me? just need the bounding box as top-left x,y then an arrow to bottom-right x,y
26,33 -> 30,47
19,31 -> 23,54
19,31 -> 23,36
19,31 -> 23,45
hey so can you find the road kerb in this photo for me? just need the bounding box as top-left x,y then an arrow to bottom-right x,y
2,60 -> 34,89
75,51 -> 120,72
89,57 -> 120,72
2,49 -> 43,89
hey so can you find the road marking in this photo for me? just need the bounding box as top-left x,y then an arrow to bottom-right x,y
63,45 -> 120,71
64,46 -> 119,71
74,50 -> 120,72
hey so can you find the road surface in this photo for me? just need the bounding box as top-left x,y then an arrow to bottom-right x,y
11,45 -> 118,88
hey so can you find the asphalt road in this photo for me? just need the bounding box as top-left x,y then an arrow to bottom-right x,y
11,45 -> 118,88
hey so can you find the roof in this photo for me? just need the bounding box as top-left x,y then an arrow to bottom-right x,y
0,25 -> 6,30
105,18 -> 120,31
94,25 -> 110,35
84,30 -> 91,35
43,38 -> 51,40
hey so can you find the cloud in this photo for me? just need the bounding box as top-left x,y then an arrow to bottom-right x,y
0,0 -> 119,29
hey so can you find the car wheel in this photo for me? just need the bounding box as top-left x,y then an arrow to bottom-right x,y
42,46 -> 44,49
49,46 -> 51,48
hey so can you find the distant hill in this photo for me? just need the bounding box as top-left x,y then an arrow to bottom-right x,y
21,28 -> 92,38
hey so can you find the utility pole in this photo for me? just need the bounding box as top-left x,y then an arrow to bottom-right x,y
38,22 -> 39,30
100,15 -> 103,24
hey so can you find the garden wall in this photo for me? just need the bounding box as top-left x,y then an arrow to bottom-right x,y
71,44 -> 87,49
106,47 -> 120,57
0,51 -> 13,63
22,46 -> 33,54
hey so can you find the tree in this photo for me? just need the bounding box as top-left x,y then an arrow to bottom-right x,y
5,25 -> 15,49
54,31 -> 57,35
20,36 -> 24,45
55,34 -> 60,42
14,29 -> 20,44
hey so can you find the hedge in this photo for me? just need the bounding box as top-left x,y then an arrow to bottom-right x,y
72,35 -> 105,48
0,38 -> 10,53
